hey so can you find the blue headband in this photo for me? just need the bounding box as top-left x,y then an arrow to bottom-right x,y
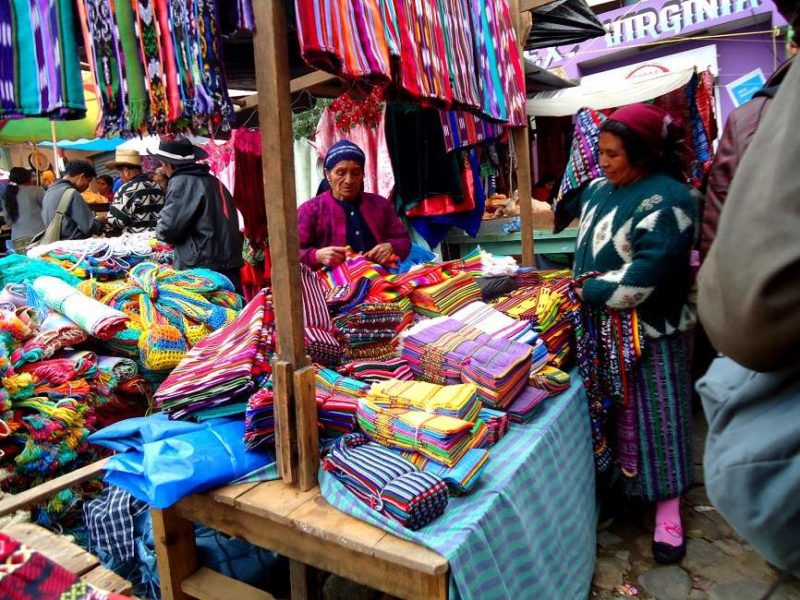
324,140 -> 366,171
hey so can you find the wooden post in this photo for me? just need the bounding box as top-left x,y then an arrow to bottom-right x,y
152,508 -> 198,600
252,0 -> 319,489
512,0 -> 536,267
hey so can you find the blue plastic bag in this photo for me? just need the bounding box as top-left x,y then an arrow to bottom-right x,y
89,413 -> 210,453
99,418 -> 274,508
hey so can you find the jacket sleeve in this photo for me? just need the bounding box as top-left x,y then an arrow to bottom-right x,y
698,60 -> 800,372
379,197 -> 411,259
107,184 -> 133,231
297,199 -> 321,268
582,194 -> 696,310
156,179 -> 201,243
68,191 -> 100,236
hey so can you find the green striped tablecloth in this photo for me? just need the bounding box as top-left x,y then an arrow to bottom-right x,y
320,374 -> 596,600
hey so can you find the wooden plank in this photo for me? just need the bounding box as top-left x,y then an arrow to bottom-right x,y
2,523 -> 98,576
0,458 -> 108,517
82,565 -> 134,596
372,533 -> 449,576
181,567 -> 276,600
293,366 -> 319,491
290,70 -> 338,93
233,480 -> 318,524
520,0 -> 555,10
176,494 -> 448,600
252,1 -> 308,368
152,508 -> 199,600
207,483 -> 261,507
273,360 -> 296,484
289,561 -> 321,600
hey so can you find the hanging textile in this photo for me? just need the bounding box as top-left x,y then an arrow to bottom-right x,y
233,128 -> 268,245
193,0 -> 234,127
154,0 -> 182,120
439,109 -> 505,153
555,107 -> 606,206
312,87 -> 395,199
133,0 -> 169,129
115,0 -> 149,131
294,137 -> 321,205
218,0 -> 254,33
205,138 -> 236,193
1,0 -> 86,119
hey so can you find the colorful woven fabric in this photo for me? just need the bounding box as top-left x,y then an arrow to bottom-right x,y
32,276 -> 129,340
556,108 -> 606,206
505,385 -> 549,423
322,433 -> 448,530
154,290 -> 274,420
339,357 -> 413,384
10,312 -> 89,368
244,385 -> 274,450
133,0 -> 169,129
439,109 -> 505,153
410,272 -> 482,317
399,447 -> 489,494
315,366 -> 370,400
529,365 -> 571,397
367,379 -> 482,423
477,407 -> 509,446
301,266 -> 343,366
450,301 -> 537,344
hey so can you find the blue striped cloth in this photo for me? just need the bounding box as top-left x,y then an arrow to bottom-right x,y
320,373 -> 596,600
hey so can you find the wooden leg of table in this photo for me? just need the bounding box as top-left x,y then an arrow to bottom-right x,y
152,507 -> 199,600
289,560 -> 321,600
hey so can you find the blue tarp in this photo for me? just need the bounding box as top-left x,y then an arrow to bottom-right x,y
39,137 -> 124,152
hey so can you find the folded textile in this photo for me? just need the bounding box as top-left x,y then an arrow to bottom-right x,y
153,290 -> 274,420
302,266 -> 343,365
399,447 -> 490,494
339,357 -> 414,384
478,407 -> 510,446
477,276 -> 518,301
95,355 -> 139,395
244,386 -> 274,450
326,277 -> 372,315
322,433 -> 448,530
10,312 -> 89,368
529,365 -> 571,397
451,301 -> 537,344
17,350 -> 97,385
317,394 -> 359,438
95,417 -> 275,508
506,385 -> 550,423
315,366 -> 370,399
357,397 -> 482,467
32,276 -> 129,340
410,272 -> 482,317
367,379 -> 482,423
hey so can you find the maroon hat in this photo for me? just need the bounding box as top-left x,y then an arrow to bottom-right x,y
607,103 -> 678,156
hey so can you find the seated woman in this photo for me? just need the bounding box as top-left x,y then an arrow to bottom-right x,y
298,140 -> 410,268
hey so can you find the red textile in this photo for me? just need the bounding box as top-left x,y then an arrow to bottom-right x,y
233,128 -> 268,245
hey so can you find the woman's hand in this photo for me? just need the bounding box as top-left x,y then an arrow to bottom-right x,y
365,242 -> 394,266
316,246 -> 347,267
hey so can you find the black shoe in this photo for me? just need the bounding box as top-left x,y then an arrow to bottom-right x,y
652,539 -> 686,564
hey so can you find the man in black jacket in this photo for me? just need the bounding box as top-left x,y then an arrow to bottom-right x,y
41,160 -> 103,241
153,138 -> 243,292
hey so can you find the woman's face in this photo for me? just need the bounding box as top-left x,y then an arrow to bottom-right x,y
327,160 -> 364,201
599,131 -> 644,187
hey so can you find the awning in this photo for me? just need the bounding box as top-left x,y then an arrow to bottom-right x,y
39,138 -> 124,153
525,0 -> 606,51
526,68 -> 695,117
525,59 -> 576,94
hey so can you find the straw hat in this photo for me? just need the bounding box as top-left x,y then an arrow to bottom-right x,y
106,148 -> 143,170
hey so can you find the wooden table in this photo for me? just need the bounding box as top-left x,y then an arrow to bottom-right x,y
154,479 -> 449,600
1,522 -> 134,596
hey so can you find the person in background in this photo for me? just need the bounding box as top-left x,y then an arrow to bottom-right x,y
106,149 -> 165,234
153,138 -> 243,292
39,170 -> 55,188
298,140 -> 411,268
152,167 -> 169,192
95,175 -> 115,202
42,160 -> 102,241
572,104 -> 696,564
2,167 -> 44,252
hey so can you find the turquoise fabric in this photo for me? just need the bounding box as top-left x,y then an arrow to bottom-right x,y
320,374 -> 596,600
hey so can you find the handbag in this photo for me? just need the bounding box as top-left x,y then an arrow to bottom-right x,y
697,357 -> 800,576
28,188 -> 73,249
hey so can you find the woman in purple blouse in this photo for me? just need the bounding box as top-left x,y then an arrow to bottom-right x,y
298,140 -> 411,268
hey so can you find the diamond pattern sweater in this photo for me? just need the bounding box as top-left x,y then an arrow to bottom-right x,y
573,173 -> 697,338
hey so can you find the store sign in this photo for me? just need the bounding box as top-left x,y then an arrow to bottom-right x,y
529,0 -> 778,72
726,68 -> 766,106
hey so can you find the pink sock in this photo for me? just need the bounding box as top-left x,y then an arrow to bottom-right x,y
654,497 -> 683,546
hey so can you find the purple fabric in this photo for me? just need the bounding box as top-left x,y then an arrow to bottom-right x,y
297,190 -> 411,268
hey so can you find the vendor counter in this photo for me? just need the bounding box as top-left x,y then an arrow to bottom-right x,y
154,376 -> 596,600
442,216 -> 578,263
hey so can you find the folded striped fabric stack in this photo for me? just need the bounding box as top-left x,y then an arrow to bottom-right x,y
154,290 -> 274,420
339,357 -> 414,384
301,267 -> 343,366
399,447 -> 489,494
317,394 -> 360,438
317,255 -> 389,290
401,317 -> 532,409
367,379 -> 482,423
357,397 -> 480,467
451,301 -> 538,344
478,407 -> 510,445
505,385 -> 550,423
245,386 -> 274,450
322,433 -> 448,529
333,302 -> 404,362
529,365 -> 571,396
315,366 -> 370,399
410,272 -> 482,318
325,278 -> 372,315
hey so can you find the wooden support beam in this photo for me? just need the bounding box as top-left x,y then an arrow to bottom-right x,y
253,0 -> 319,489
273,360 -> 297,485
520,0 -> 555,11
0,458 -> 108,517
182,567 -> 276,600
290,70 -> 338,94
152,508 -> 199,600
511,0 -> 536,267
293,366 -> 320,491
290,561 -> 321,600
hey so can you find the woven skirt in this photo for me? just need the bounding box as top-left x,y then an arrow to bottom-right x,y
627,332 -> 694,502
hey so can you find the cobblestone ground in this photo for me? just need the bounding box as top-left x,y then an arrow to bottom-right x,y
323,413 -> 800,600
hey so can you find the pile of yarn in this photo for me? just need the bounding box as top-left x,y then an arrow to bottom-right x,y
78,262 -> 243,383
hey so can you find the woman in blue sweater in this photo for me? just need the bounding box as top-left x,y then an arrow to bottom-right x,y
573,104 -> 697,564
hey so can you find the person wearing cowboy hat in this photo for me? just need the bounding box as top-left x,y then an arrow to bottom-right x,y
106,148 -> 165,235
153,138 -> 243,292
